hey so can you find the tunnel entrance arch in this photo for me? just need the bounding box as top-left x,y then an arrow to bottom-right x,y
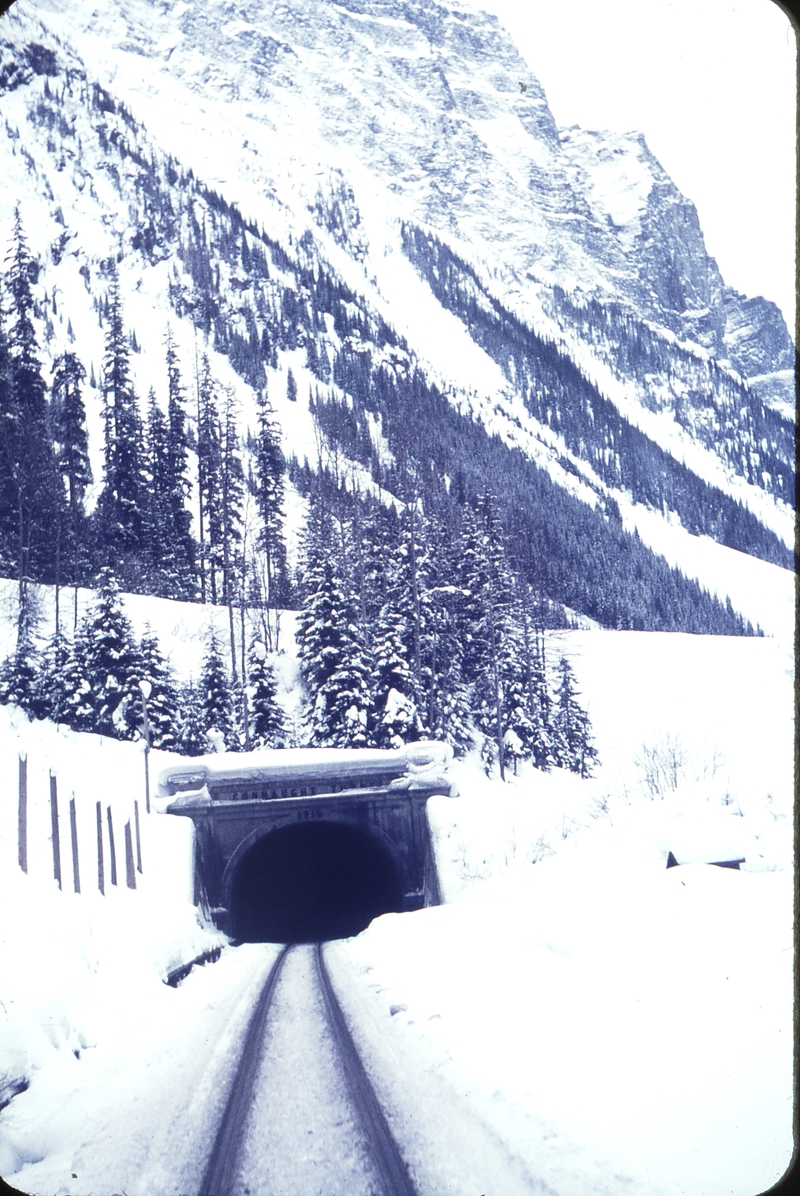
228,820 -> 405,943
160,745 -> 452,936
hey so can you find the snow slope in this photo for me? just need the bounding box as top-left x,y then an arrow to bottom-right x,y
0,622 -> 793,1195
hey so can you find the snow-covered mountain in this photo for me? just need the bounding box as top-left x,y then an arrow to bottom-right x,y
0,0 -> 794,631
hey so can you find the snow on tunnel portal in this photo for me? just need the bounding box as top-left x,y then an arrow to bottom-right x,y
159,744 -> 454,941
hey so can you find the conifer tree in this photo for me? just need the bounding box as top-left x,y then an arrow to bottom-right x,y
0,631 -> 40,715
197,356 -> 223,603
79,568 -> 143,740
95,270 -> 147,578
144,387 -> 172,590
219,387 -> 244,605
552,655 -> 598,777
0,305 -> 15,575
176,681 -> 209,756
51,351 -> 92,626
138,627 -> 180,749
370,602 -> 421,747
59,625 -> 95,733
517,588 -> 556,770
247,638 -> 287,748
199,630 -> 238,750
459,495 -> 518,774
296,501 -> 373,747
4,209 -> 61,634
165,331 -> 196,597
252,385 -> 287,613
32,631 -> 73,725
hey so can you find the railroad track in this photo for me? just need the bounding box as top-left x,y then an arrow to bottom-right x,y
199,942 -> 417,1196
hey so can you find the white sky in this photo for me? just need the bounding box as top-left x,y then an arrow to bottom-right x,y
479,0 -> 797,331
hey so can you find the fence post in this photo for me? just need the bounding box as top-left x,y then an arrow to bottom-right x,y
134,799 -> 143,873
69,796 -> 80,894
106,806 -> 117,887
50,773 -> 62,890
96,801 -> 105,895
18,754 -> 27,874
124,821 -> 136,890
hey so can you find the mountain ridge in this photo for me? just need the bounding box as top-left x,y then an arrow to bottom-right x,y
0,0 -> 794,640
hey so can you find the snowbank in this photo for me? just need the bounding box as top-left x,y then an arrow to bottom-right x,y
0,625 -> 793,1194
0,705 -> 225,1171
326,627 -> 794,1195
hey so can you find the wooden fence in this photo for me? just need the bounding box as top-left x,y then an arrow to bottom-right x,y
17,754 -> 143,895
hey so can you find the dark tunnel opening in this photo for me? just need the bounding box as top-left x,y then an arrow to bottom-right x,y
228,821 -> 405,943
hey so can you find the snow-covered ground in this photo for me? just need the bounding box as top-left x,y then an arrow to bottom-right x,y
0,591 -> 794,1194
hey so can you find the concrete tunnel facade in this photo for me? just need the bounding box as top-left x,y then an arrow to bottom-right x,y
158,744 -> 453,942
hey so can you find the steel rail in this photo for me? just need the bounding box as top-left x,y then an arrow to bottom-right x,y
315,942 -> 418,1196
199,944 -> 290,1196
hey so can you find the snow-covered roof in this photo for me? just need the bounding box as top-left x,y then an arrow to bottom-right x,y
158,741 -> 453,797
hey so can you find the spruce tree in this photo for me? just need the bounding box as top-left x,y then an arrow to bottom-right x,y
0,632 -> 40,715
197,356 -> 223,603
144,387 -> 172,591
371,602 -> 420,747
552,655 -> 598,777
59,625 -> 95,733
165,331 -> 197,598
176,681 -> 209,756
51,351 -> 92,625
458,495 -> 518,773
4,208 -> 61,631
296,501 -> 373,748
0,305 -> 15,576
218,385 -> 245,715
79,568 -> 143,740
138,627 -> 180,749
95,270 -> 147,579
32,631 -> 73,725
252,385 -> 287,611
219,386 -> 244,604
199,631 -> 238,750
247,638 -> 287,748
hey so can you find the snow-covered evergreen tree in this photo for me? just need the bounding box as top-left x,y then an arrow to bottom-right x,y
552,655 -> 598,777
59,625 -> 95,733
199,630 -> 238,751
296,501 -> 373,747
0,632 -> 40,715
144,387 -> 172,591
219,384 -> 244,608
370,602 -> 421,747
164,330 -> 197,599
138,626 -> 180,750
51,351 -> 92,621
197,355 -> 223,603
0,302 -> 15,579
31,632 -> 73,724
3,209 -> 61,630
176,681 -> 209,757
252,385 -> 287,610
95,270 -> 147,579
78,567 -> 143,740
459,495 -> 519,775
247,638 -> 287,748
516,587 -> 556,770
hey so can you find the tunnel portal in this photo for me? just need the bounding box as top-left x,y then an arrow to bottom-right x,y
230,821 -> 405,943
160,745 -> 451,939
